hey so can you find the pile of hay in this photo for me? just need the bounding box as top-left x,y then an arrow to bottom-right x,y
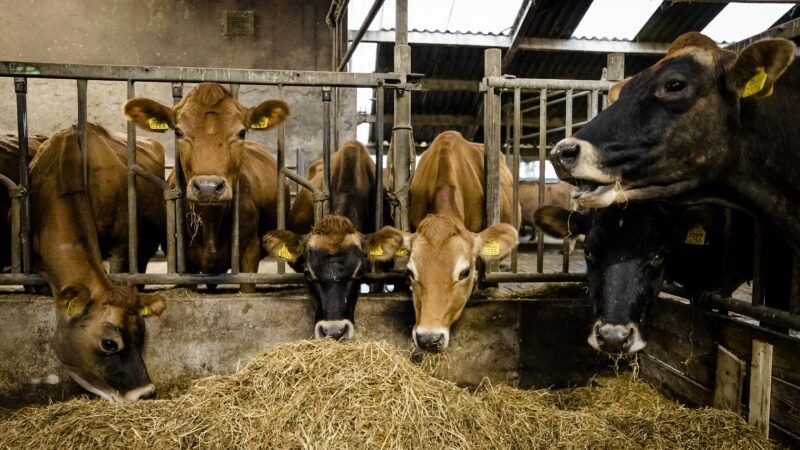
0,340 -> 774,449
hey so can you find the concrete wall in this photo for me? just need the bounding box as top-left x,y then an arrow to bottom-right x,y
0,292 -> 609,407
0,0 -> 356,166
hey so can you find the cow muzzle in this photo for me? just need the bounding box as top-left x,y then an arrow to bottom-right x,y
315,320 -> 355,341
68,371 -> 157,403
188,175 -> 232,204
588,321 -> 646,354
413,326 -> 449,352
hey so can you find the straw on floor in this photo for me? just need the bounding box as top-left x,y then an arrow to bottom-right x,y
0,339 -> 775,449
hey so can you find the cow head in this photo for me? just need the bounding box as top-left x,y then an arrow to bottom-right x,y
370,214 -> 517,352
264,215 -> 395,340
550,32 -> 795,208
53,283 -> 166,402
534,204 -> 672,354
124,83 -> 288,204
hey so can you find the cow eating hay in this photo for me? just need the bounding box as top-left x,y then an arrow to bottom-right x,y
0,340 -> 774,449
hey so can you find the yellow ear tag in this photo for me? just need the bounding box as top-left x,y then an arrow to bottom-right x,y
139,305 -> 152,317
147,117 -> 170,131
250,116 -> 270,129
369,245 -> 384,257
481,240 -> 500,256
66,299 -> 82,316
277,243 -> 293,259
394,247 -> 408,257
742,66 -> 768,98
685,224 -> 707,245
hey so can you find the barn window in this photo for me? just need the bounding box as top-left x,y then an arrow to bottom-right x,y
223,11 -> 255,37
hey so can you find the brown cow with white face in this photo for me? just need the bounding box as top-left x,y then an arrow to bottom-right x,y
368,131 -> 518,352
30,124 -> 166,402
124,83 -> 289,291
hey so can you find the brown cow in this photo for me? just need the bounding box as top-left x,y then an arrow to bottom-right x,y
518,180 -> 573,236
265,140 -> 379,339
124,83 -> 289,292
1,130 -> 47,271
30,124 -> 167,402
367,131 -> 518,352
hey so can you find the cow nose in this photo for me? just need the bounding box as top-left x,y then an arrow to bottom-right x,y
321,324 -> 347,340
190,176 -> 226,202
552,140 -> 580,169
139,387 -> 157,400
595,323 -> 633,353
416,331 -> 446,352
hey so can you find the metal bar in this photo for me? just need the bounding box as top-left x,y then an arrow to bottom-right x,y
13,77 -> 31,273
165,192 -> 176,273
700,294 -> 800,331
517,37 -> 669,55
721,208 -> 734,296
562,88 -> 573,274
501,0 -> 533,70
520,89 -> 587,114
752,221 -> 764,306
483,49 -> 502,275
283,168 -> 317,192
276,85 -> 286,275
590,90 -> 599,118
231,180 -> 240,274
483,76 -> 615,92
727,16 -> 800,53
374,85 -> 384,231
321,87 -> 332,219
484,272 -> 587,283
0,62 -> 411,88
172,82 -> 186,273
511,88 -> 521,273
131,165 -> 169,191
76,79 -> 88,189
391,0 -> 412,232
126,80 -> 138,273
536,88 -> 547,274
522,120 -> 590,141
338,0 -> 386,72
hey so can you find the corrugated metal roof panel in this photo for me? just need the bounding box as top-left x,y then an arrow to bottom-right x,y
636,2 -> 727,42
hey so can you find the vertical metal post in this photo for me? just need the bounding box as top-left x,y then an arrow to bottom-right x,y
321,87 -> 332,219
172,82 -> 186,273
590,90 -> 599,119
483,48 -> 502,274
562,89 -> 573,273
76,80 -> 89,190
14,77 -> 30,273
231,180 -> 240,274
752,221 -> 764,306
126,80 -> 138,273
536,88 -> 547,273
721,208 -> 735,297
276,85 -> 286,275
511,88 -> 521,273
229,83 -> 240,100
392,0 -> 412,232
374,85 -> 385,231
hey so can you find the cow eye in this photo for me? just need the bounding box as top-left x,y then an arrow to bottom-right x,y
174,128 -> 184,139
649,254 -> 664,267
664,80 -> 686,93
101,339 -> 118,353
238,129 -> 248,139
458,268 -> 471,281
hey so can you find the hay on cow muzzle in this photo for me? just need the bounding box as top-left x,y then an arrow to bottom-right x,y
0,339 -> 776,449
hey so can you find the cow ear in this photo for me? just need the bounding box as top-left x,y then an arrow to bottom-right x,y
248,99 -> 289,131
123,98 -> 174,132
474,223 -> 518,261
137,293 -> 166,318
607,77 -> 631,104
263,230 -> 304,264
727,38 -> 795,99
534,206 -> 590,238
364,226 -> 411,262
57,284 -> 92,318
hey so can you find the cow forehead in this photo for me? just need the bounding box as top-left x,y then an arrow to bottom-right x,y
177,101 -> 246,130
308,232 -> 362,254
412,233 -> 473,273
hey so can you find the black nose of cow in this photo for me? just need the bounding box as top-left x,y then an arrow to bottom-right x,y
595,324 -> 633,353
321,324 -> 347,340
551,140 -> 580,169
139,388 -> 157,400
190,176 -> 227,202
416,332 -> 445,352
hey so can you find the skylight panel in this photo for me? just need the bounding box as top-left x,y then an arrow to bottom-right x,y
572,0 -> 663,40
702,3 -> 794,44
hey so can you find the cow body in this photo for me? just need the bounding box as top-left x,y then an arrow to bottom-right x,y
518,180 -> 573,238
372,131 -> 519,352
125,82 -> 289,292
265,140 -> 379,339
30,123 -> 166,402
549,32 -> 800,254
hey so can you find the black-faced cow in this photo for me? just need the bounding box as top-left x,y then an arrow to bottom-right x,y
549,32 -> 799,255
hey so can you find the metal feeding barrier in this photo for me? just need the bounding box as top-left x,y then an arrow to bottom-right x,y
0,61 -> 418,286
479,48 -> 800,332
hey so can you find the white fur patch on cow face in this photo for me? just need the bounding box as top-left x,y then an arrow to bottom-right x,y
314,319 -> 355,340
588,320 -> 646,354
558,137 -> 617,185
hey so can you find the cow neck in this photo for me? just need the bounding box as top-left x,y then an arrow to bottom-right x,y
185,199 -> 231,247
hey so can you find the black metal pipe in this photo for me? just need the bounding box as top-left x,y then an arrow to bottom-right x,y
536,88 -> 547,273
172,82 -> 186,274
231,180 -> 240,274
321,87 -> 332,220
77,79 -> 88,188
483,272 -> 587,283
511,88 -> 521,273
13,77 -> 30,273
752,221 -> 764,306
562,89 -> 573,273
276,84 -> 287,275
126,80 -> 138,273
374,86 -> 384,231
700,293 -> 800,331
337,0 -> 385,72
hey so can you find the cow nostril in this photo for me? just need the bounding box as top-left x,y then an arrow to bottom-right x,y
191,179 -> 202,192
215,179 -> 226,193
560,143 -> 580,162
140,389 -> 157,400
